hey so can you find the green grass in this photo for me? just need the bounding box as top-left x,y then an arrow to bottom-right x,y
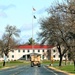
0,60 -> 30,69
42,60 -> 50,65
51,61 -> 75,74
42,60 -> 59,66
42,60 -> 75,74
54,65 -> 75,74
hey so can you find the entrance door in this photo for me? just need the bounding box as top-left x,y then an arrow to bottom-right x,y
27,55 -> 30,60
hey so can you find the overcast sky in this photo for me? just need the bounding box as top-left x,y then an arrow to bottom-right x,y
0,0 -> 61,43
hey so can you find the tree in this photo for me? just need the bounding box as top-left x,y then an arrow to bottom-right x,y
38,15 -> 69,66
0,40 -> 4,57
66,0 -> 75,70
1,25 -> 20,66
38,0 -> 75,66
25,38 -> 38,45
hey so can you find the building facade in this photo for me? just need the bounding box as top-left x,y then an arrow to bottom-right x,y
0,45 -> 67,61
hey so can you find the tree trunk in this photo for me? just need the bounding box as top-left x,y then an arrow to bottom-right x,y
3,53 -> 7,66
3,60 -> 5,66
59,55 -> 62,66
57,44 -> 63,66
74,61 -> 75,71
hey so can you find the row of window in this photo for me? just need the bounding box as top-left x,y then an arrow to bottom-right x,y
53,55 -> 66,58
6,55 -> 67,59
12,50 -> 45,53
11,55 -> 45,59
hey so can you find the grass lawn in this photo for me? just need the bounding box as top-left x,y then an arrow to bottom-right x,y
51,61 -> 75,74
54,65 -> 75,74
42,60 -> 50,65
42,60 -> 75,74
42,60 -> 59,66
0,60 -> 30,69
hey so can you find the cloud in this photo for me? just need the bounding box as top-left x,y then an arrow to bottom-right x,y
20,22 -> 38,32
37,7 -> 47,14
0,4 -> 16,11
0,4 -> 16,18
0,11 -> 7,18
20,24 -> 32,32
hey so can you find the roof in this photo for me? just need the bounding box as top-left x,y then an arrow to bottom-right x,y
15,45 -> 54,49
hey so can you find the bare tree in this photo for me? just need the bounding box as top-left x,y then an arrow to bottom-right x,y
38,0 -> 75,66
1,25 -> 20,66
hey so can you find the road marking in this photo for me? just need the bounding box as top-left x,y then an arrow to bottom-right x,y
43,66 -> 58,75
34,67 -> 38,75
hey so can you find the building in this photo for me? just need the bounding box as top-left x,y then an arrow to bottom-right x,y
0,45 -> 67,61
50,47 -> 68,61
8,45 -> 53,61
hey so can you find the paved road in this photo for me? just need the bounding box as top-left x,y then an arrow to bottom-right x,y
0,65 -> 67,75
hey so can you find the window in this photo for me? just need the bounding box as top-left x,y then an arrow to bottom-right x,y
38,50 -> 40,52
18,50 -> 20,52
53,55 -> 55,58
12,55 -> 14,58
33,50 -> 35,52
42,50 -> 44,52
28,50 -> 29,52
23,50 -> 25,52
53,50 -> 56,52
23,55 -> 25,58
64,55 -> 66,58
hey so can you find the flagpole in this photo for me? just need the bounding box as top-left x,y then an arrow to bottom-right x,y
32,7 -> 36,53
32,7 -> 34,53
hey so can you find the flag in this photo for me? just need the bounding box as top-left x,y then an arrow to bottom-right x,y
33,15 -> 36,19
33,7 -> 36,11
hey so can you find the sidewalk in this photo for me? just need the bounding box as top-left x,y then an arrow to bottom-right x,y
48,66 -> 75,75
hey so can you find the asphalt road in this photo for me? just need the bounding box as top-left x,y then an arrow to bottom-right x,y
0,65 -> 67,75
